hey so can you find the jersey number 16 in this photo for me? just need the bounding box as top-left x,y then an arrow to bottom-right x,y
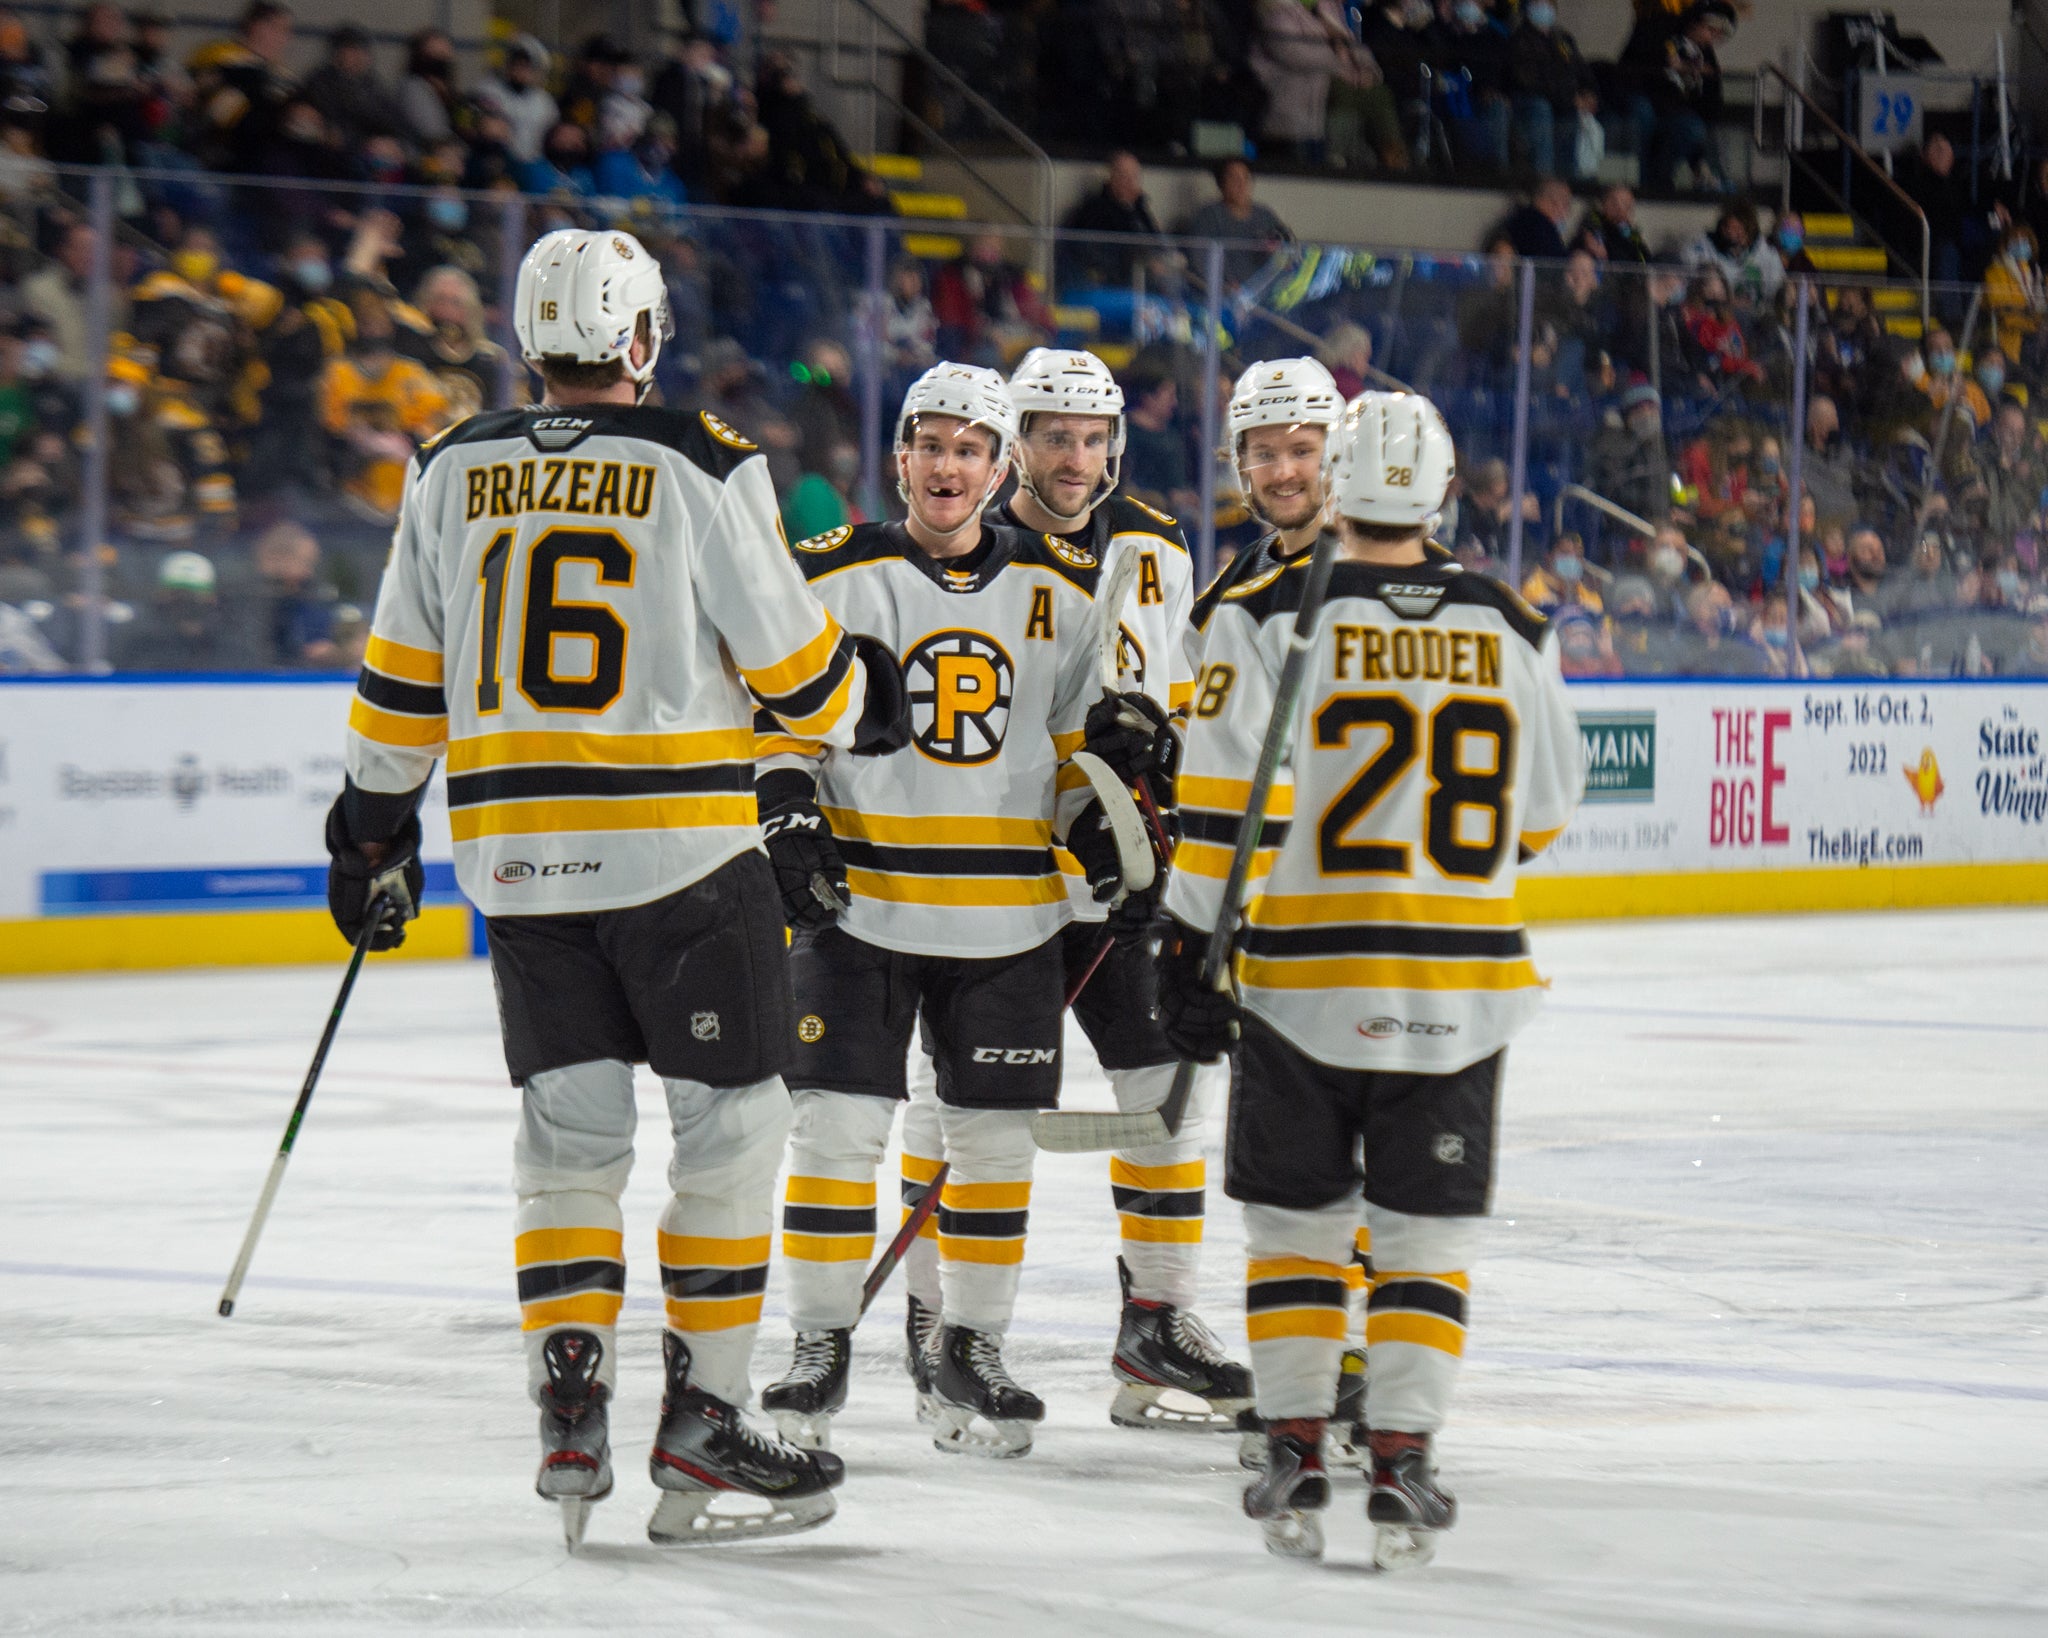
476,525 -> 637,715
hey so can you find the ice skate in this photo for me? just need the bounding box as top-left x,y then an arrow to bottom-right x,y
759,1328 -> 850,1450
647,1334 -> 843,1545
534,1330 -> 612,1552
931,1324 -> 1043,1458
1367,1430 -> 1456,1570
1327,1347 -> 1369,1470
1243,1419 -> 1330,1560
1109,1260 -> 1253,1431
906,1295 -> 941,1425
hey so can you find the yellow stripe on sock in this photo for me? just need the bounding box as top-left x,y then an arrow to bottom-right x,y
666,1295 -> 765,1331
1343,1262 -> 1368,1291
785,1176 -> 877,1207
940,1179 -> 1032,1211
1118,1215 -> 1204,1243
1247,1255 -> 1348,1284
520,1292 -> 624,1331
899,1207 -> 939,1240
901,1153 -> 945,1185
1367,1311 -> 1467,1355
514,1226 -> 624,1265
782,1231 -> 876,1263
656,1232 -> 772,1267
937,1236 -> 1026,1265
1108,1157 -> 1205,1190
1247,1308 -> 1349,1342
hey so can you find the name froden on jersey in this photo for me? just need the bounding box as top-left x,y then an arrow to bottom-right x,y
463,457 -> 658,523
1329,623 -> 1503,686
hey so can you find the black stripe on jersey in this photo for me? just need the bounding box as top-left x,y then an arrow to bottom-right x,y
936,1206 -> 1029,1239
1179,809 -> 1292,850
1109,1184 -> 1206,1218
414,403 -> 762,481
752,631 -> 855,720
786,520 -> 908,583
1245,1275 -> 1349,1313
781,1204 -> 878,1236
1240,923 -> 1530,961
516,1259 -> 627,1303
660,1264 -> 770,1299
1368,1279 -> 1468,1326
1219,551 -> 1550,655
837,839 -> 1056,878
355,668 -> 447,717
446,762 -> 753,808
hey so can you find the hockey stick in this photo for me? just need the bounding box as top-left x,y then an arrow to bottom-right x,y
855,932 -> 1117,1314
1031,530 -> 1343,1154
218,894 -> 391,1318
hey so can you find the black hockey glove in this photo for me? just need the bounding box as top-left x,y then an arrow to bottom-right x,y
1104,875 -> 1161,949
1155,915 -> 1239,1063
1063,799 -> 1125,905
323,795 -> 423,951
1083,689 -> 1180,786
850,633 -> 912,757
758,767 -> 850,931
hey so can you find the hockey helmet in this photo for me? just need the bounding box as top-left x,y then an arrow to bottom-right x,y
1329,391 -> 1457,531
1226,356 -> 1344,499
1008,347 -> 1125,513
513,228 -> 673,388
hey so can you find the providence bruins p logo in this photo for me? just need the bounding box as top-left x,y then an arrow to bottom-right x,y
904,630 -> 1013,764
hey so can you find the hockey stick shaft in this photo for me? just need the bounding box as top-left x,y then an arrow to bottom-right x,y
1034,533 -> 1343,1153
217,896 -> 388,1318
856,929 -> 1116,1313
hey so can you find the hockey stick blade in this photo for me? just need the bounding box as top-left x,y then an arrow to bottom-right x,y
1070,751 -> 1155,893
1032,1108 -> 1170,1153
1096,546 -> 1142,692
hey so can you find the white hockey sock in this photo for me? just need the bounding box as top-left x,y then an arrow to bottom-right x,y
900,1044 -> 943,1309
515,1189 -> 625,1399
779,1088 -> 895,1334
1107,1061 -> 1205,1309
1362,1209 -> 1477,1436
936,1105 -> 1036,1335
1243,1195 -> 1361,1421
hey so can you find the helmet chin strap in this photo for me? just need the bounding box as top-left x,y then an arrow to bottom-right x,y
900,458 -> 1010,544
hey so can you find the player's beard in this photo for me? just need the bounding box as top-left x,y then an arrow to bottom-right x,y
1024,459 -> 1098,524
1252,482 -> 1324,534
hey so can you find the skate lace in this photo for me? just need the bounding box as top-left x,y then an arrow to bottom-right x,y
784,1330 -> 839,1387
1168,1308 -> 1231,1367
966,1330 -> 1022,1391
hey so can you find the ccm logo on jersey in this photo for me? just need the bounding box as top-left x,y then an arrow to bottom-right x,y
1377,582 -> 1448,620
1359,1016 -> 1459,1040
494,859 -> 603,883
971,1047 -> 1059,1064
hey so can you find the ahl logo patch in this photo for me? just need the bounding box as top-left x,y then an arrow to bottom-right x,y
700,411 -> 757,450
1378,582 -> 1447,620
796,524 -> 852,553
691,1012 -> 721,1042
1042,533 -> 1097,569
494,861 -> 535,884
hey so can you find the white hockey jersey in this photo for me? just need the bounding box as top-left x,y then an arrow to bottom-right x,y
345,404 -> 871,918
762,520 -> 1103,960
1164,548 -> 1586,1073
996,493 -> 1197,921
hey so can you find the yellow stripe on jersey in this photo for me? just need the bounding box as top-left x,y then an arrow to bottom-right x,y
773,660 -> 859,740
847,869 -> 1065,908
451,794 -> 756,841
1239,954 -> 1542,992
348,696 -> 448,748
1169,680 -> 1196,712
1520,823 -> 1567,854
741,611 -> 845,700
448,728 -> 754,772
758,734 -> 828,760
1172,839 -> 1279,882
1052,729 -> 1086,759
1244,891 -> 1524,929
823,808 -> 1053,847
1178,775 -> 1295,819
364,633 -> 444,684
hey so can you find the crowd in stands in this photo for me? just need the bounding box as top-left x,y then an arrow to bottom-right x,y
930,0 -> 1745,196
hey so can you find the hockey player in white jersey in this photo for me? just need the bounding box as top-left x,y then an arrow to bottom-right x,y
911,345 -> 1251,1432
754,363 -> 1130,1457
1160,393 -> 1584,1566
323,228 -> 908,1548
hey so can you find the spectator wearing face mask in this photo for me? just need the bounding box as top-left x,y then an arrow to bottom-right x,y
1674,578 -> 1770,675
522,120 -> 597,197
1506,1 -> 1597,183
120,548 -> 257,670
317,290 -> 451,521
476,35 -> 558,165
1681,199 -> 1783,306
399,28 -> 459,147
1605,573 -> 1684,673
1441,0 -> 1512,176
1977,396 -> 2045,543
1838,526 -> 1891,620
1801,396 -> 1856,535
1985,224 -> 2044,357
1676,271 -> 1765,394
1642,524 -> 1694,619
300,24 -> 409,152
1554,604 -> 1622,676
1772,212 -> 1818,277
1916,325 -> 1990,430
1587,380 -> 1670,524
1521,531 -> 1603,615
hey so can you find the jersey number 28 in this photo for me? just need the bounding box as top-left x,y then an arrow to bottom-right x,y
476,526 -> 636,715
1314,693 -> 1516,880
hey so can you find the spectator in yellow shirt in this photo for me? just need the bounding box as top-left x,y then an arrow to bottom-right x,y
1521,531 -> 1606,616
317,291 -> 449,519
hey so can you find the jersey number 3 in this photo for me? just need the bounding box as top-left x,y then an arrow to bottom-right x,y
1314,694 -> 1515,880
477,526 -> 637,715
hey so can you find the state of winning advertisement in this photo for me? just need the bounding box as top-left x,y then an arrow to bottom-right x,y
1526,681 -> 2048,881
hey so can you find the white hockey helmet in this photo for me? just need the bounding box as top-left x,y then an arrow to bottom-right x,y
1227,355 -> 1344,497
894,362 -> 1018,533
513,228 -> 673,388
1008,347 -> 1126,515
1329,391 -> 1457,530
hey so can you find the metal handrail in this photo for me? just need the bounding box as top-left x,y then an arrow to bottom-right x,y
818,0 -> 1053,236
1754,61 -> 1929,330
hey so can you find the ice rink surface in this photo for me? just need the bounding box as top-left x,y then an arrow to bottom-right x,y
3,909 -> 2046,1637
